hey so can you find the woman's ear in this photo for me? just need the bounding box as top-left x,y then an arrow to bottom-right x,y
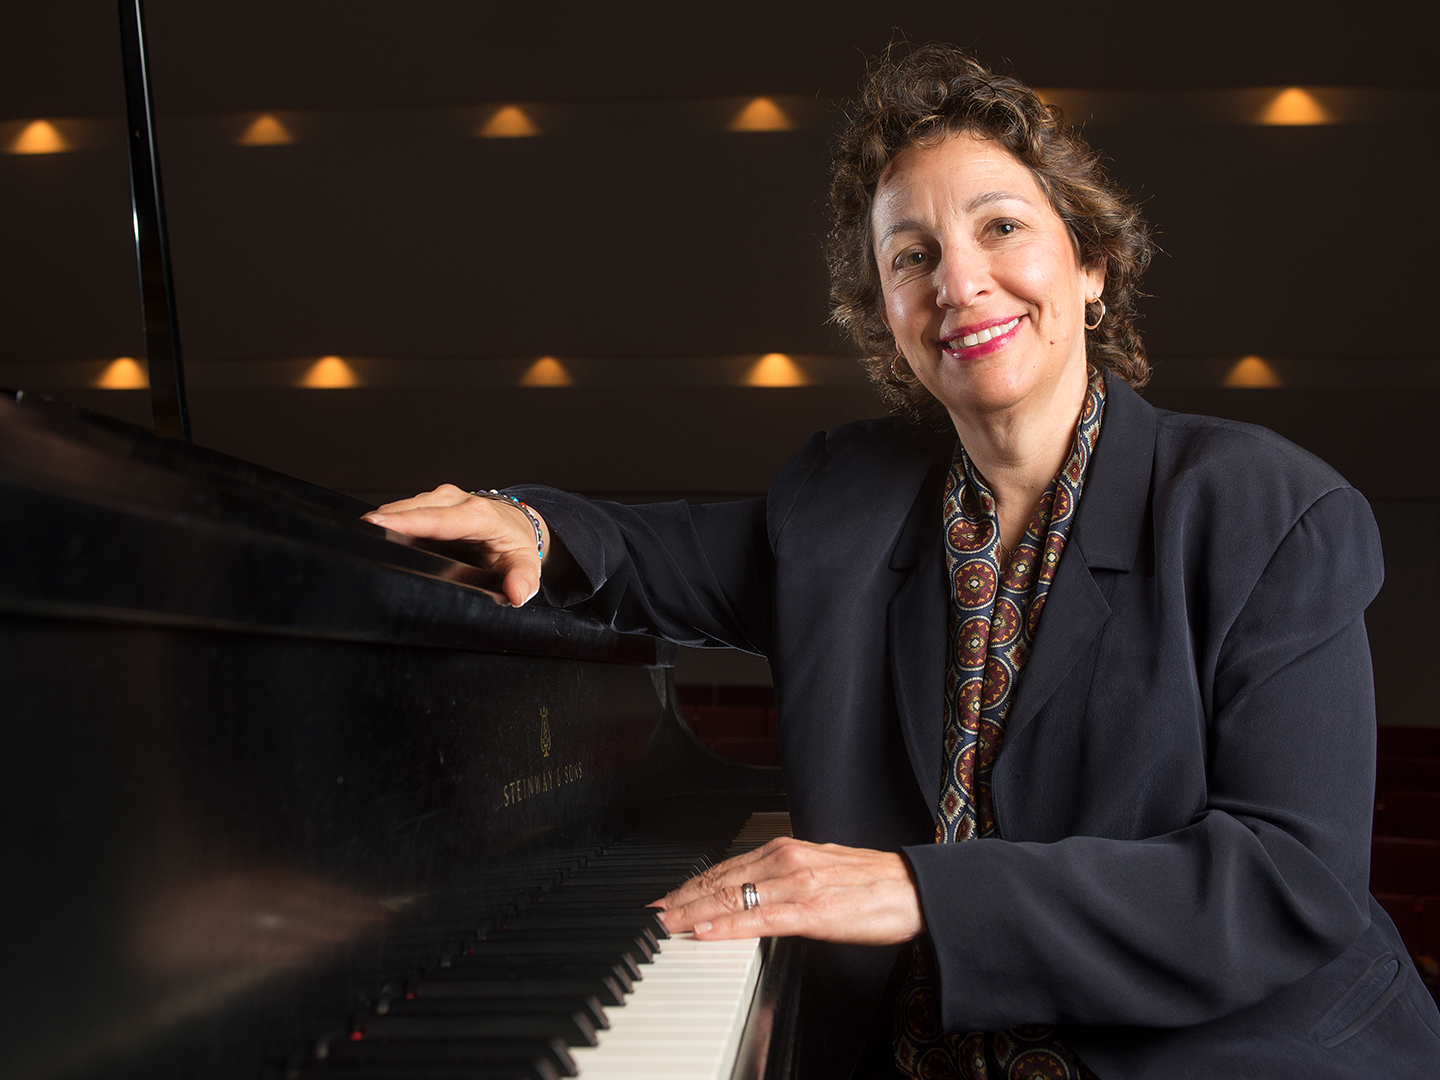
1084,257 -> 1107,301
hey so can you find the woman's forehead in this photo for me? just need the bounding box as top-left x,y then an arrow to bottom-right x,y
875,134 -> 1040,217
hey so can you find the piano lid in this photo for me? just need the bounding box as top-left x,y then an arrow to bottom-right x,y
1,389 -> 664,665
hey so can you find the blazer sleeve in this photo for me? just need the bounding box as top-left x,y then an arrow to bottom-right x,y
904,484 -> 1386,1030
504,431 -> 827,657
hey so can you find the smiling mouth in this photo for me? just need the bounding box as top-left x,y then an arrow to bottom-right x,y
948,317 -> 1021,350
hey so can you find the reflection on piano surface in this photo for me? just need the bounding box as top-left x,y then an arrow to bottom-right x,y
0,392 -> 800,1080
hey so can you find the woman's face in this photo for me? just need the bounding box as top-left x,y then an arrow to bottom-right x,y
872,132 -> 1104,430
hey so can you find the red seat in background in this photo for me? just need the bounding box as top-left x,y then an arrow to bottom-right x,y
682,707 -> 780,766
1378,727 -> 1440,760
1375,791 -> 1440,840
701,737 -> 781,767
685,706 -> 772,742
1421,895 -> 1440,960
675,684 -> 781,767
1377,756 -> 1440,793
1371,836 -> 1440,896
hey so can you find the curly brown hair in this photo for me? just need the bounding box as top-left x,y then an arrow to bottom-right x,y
828,43 -> 1154,427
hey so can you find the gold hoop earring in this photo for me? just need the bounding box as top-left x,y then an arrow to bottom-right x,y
1084,298 -> 1106,331
891,353 -> 920,386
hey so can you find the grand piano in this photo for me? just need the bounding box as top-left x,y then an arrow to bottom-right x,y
2,5 -> 799,1077
1,389 -> 800,1080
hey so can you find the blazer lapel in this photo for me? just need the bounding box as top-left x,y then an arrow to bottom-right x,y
887,453 -> 952,808
1004,374 -> 1158,746
1002,535 -> 1110,745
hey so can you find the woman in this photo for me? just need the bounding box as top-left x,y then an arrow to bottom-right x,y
363,45 -> 1440,1080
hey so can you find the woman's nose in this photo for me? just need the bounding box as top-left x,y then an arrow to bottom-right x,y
934,250 -> 988,309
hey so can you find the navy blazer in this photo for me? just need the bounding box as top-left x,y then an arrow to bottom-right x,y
515,374 -> 1440,1078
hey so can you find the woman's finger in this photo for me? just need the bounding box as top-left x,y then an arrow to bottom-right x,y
694,870 -> 924,945
363,489 -> 548,606
661,875 -> 797,931
369,483 -> 472,515
657,840 -> 925,946
491,550 -> 542,607
691,901 -> 809,942
655,837 -> 795,910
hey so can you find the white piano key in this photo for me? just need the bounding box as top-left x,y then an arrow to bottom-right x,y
570,934 -> 763,1080
569,810 -> 791,1079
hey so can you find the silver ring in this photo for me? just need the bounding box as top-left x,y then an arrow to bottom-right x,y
741,882 -> 760,911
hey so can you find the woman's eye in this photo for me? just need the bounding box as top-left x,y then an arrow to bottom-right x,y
897,251 -> 926,269
992,220 -> 1018,237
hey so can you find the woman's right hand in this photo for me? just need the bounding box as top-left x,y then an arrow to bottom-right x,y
362,484 -> 549,607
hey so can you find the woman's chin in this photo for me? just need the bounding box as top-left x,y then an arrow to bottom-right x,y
933,353 -> 1088,426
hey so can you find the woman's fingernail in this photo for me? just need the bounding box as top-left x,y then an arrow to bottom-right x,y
366,513 -> 387,523
694,921 -> 712,935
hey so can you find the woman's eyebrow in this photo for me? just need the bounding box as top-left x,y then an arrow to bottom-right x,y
964,189 -> 1032,213
877,217 -> 929,245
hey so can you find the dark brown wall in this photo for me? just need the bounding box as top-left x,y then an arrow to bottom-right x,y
3,0 -> 1437,720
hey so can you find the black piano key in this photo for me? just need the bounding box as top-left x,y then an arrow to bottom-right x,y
459,940 -> 650,974
384,993 -> 608,1031
574,858 -> 709,872
546,881 -> 686,893
499,912 -> 668,939
361,1010 -> 598,1047
520,900 -> 669,915
415,974 -> 627,1007
323,1036 -> 576,1077
553,875 -> 687,885
293,1060 -> 556,1080
482,926 -> 659,956
434,957 -> 636,994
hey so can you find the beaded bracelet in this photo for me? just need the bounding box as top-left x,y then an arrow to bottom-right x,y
470,489 -> 545,561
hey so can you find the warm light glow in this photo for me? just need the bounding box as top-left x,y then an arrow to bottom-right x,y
1258,88 -> 1331,126
728,98 -> 795,133
744,353 -> 808,387
238,114 -> 295,146
300,355 -> 359,388
519,356 -> 574,386
479,106 -> 540,138
96,357 -> 148,389
1223,356 -> 1284,388
9,120 -> 71,155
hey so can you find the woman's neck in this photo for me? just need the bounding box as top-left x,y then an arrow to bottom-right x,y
949,368 -> 1090,550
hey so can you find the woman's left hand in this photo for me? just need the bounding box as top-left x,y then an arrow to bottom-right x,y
654,837 -> 925,946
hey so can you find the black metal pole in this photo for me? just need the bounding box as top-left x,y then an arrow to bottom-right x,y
117,0 -> 190,440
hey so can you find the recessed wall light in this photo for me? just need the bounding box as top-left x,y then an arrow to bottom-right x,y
479,106 -> 540,138
95,357 -> 148,388
238,114 -> 296,146
1223,356 -> 1284,388
8,120 -> 71,155
300,356 -> 359,388
744,353 -> 807,386
519,356 -> 574,386
727,98 -> 794,133
1257,88 -> 1331,126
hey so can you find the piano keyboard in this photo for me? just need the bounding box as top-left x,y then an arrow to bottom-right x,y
570,811 -> 793,1079
292,806 -> 792,1080
568,934 -> 763,1078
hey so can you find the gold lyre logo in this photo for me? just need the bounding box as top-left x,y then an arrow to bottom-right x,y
539,707 -> 552,758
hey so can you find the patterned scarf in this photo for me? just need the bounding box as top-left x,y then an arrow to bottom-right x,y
894,376 -> 1106,1080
